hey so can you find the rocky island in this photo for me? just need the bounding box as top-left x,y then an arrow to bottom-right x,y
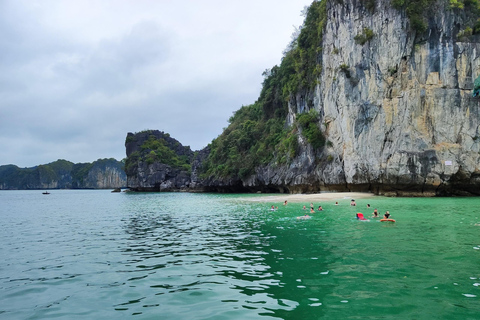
126,0 -> 480,196
0,158 -> 126,190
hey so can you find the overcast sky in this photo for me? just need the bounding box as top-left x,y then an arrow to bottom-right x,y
0,0 -> 313,168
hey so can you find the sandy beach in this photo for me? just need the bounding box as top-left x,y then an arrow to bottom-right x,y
243,192 -> 375,203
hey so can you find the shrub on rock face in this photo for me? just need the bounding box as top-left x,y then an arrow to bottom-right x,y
339,63 -> 351,78
354,28 -> 374,45
457,26 -> 473,41
296,109 -> 325,150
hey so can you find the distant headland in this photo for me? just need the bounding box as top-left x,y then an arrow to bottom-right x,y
0,158 -> 126,190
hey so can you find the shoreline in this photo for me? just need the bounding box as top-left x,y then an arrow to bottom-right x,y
241,192 -> 375,203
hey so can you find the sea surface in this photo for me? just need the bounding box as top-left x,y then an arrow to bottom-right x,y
1,190 -> 479,319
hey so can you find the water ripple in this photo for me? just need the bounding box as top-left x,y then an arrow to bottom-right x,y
2,191 -> 480,319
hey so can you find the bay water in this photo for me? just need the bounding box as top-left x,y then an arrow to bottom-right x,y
1,190 -> 479,319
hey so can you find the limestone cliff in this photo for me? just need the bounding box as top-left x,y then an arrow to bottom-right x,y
244,0 -> 480,196
126,0 -> 480,196
317,0 -> 480,195
75,159 -> 127,189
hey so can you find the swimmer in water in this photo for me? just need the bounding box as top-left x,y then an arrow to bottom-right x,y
384,211 -> 391,219
335,201 -> 338,205
271,205 -> 275,211
310,207 -> 315,213
356,213 -> 368,220
303,205 -> 307,210
284,200 -> 288,205
297,214 -> 311,219
372,208 -> 379,218
351,199 -> 356,206
318,205 -> 323,211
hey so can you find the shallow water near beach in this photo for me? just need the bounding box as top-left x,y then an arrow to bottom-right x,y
1,190 -> 479,319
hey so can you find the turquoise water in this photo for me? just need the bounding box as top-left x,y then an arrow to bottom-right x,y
1,190 -> 479,319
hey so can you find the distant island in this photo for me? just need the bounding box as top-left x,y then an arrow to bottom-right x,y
124,0 -> 480,197
0,158 -> 126,190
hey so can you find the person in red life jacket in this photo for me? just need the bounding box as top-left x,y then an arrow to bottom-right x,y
356,213 -> 367,220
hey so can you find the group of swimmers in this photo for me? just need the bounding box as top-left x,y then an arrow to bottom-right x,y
357,209 -> 391,220
275,199 -> 393,221
353,200 -> 391,219
369,207 -> 390,218
300,203 -> 323,213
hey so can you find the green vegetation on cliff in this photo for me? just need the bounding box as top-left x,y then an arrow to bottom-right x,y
261,0 -> 327,118
71,162 -> 93,186
354,27 -> 375,45
391,0 -> 437,32
141,135 -> 191,171
392,0 -> 480,33
201,103 -> 292,179
200,1 -> 327,180
296,109 -> 325,149
124,131 -> 192,174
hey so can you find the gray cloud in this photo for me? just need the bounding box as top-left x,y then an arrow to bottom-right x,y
0,0 -> 312,167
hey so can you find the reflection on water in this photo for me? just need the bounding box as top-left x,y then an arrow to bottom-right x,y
118,193 -> 337,319
1,191 -> 480,319
119,195 -> 294,318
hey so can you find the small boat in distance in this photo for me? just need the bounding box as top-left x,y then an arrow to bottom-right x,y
42,191 -> 50,195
